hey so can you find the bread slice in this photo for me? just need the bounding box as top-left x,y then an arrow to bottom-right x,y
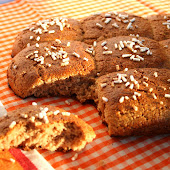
0,105 -> 96,151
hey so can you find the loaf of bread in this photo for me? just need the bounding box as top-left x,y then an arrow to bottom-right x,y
0,105 -> 96,151
94,36 -> 166,76
8,40 -> 95,102
11,18 -> 83,57
93,68 -> 170,136
8,12 -> 170,137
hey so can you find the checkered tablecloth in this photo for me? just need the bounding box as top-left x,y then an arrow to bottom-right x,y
0,0 -> 169,169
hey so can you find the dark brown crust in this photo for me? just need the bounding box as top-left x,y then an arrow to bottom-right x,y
0,105 -> 96,151
94,68 -> 170,136
8,40 -> 95,101
81,12 -> 154,44
147,15 -> 170,41
12,18 -> 83,57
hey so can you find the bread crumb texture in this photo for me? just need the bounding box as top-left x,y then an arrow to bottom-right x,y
0,105 -> 96,151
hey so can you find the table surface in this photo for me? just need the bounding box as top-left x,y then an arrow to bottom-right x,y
0,0 -> 169,170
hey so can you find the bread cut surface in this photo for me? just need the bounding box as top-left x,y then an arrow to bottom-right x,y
0,105 -> 96,151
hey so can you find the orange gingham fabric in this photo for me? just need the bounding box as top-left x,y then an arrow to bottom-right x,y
0,0 -> 170,169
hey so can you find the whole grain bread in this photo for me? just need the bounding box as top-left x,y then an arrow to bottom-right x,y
0,105 -> 96,151
11,18 -> 83,57
8,40 -> 95,102
93,68 -> 170,136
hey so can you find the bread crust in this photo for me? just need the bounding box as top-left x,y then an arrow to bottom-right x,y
94,68 -> 170,136
159,39 -> 170,69
94,36 -> 166,76
147,15 -> 170,41
11,18 -> 83,57
81,12 -> 154,44
8,40 -> 95,101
